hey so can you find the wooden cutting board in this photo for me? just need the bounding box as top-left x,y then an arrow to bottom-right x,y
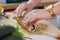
3,0 -> 57,10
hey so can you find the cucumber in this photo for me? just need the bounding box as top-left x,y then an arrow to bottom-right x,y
0,25 -> 15,39
2,35 -> 24,40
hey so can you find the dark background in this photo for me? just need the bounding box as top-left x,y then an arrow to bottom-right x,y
6,0 -> 28,3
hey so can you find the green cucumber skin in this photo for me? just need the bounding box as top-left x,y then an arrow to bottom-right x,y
0,26 -> 24,40
2,35 -> 24,40
0,26 -> 15,39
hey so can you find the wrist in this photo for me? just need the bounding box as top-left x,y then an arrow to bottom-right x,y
53,2 -> 60,15
46,5 -> 56,18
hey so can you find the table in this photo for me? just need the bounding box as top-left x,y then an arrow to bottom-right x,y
3,0 -> 57,10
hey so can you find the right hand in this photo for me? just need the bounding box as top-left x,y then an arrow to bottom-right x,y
22,9 -> 52,26
14,2 -> 34,16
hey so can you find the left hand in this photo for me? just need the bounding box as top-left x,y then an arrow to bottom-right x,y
22,9 -> 52,26
14,2 -> 34,16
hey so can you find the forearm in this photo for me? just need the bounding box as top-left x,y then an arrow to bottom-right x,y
53,1 -> 60,15
27,0 -> 42,7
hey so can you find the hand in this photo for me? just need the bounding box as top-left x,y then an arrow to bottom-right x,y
14,2 -> 34,16
22,9 -> 52,26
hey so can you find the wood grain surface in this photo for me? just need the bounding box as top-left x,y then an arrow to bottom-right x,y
3,0 -> 57,10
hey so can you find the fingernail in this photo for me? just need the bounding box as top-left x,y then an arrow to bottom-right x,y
22,23 -> 24,26
21,11 -> 26,17
22,21 -> 26,26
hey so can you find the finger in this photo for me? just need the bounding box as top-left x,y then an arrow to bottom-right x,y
17,3 -> 28,16
20,7 -> 29,17
22,14 -> 38,26
22,18 -> 39,27
14,3 -> 26,16
14,4 -> 23,14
